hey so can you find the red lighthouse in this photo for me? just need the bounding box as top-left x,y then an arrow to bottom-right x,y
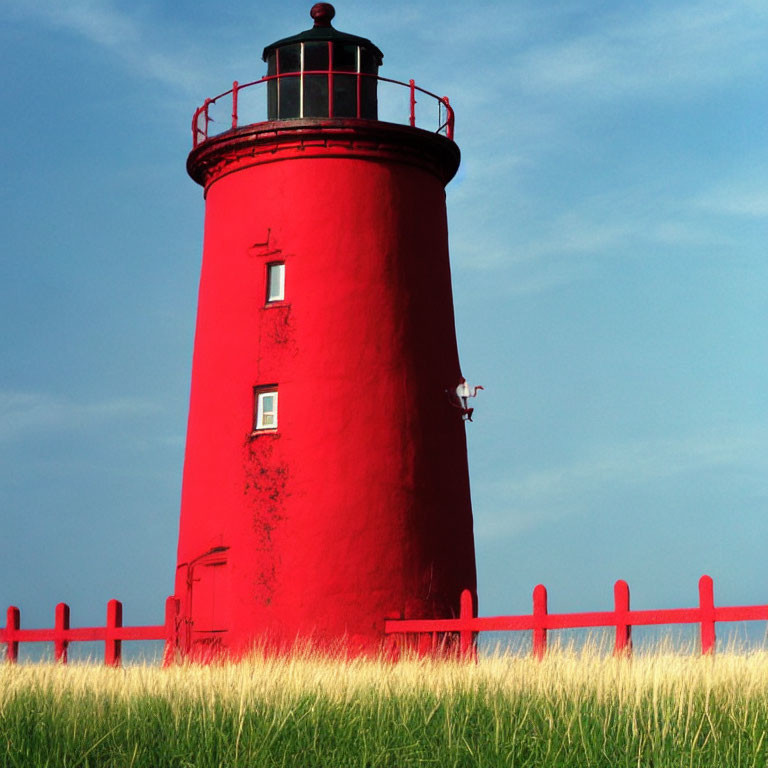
173,4 -> 477,657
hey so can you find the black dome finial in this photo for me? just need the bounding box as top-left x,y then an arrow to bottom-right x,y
310,3 -> 335,27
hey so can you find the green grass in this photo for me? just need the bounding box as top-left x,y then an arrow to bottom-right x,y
2,645 -> 768,767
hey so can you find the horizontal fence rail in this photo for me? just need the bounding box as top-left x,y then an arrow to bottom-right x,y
192,73 -> 454,148
384,575 -> 768,659
0,597 -> 179,666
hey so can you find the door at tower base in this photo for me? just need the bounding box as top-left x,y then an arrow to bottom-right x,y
176,546 -> 232,659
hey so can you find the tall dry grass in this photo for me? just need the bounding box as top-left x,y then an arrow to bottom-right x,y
2,643 -> 768,766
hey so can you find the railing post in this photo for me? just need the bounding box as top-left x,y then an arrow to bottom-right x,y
442,97 -> 454,141
105,599 -> 123,667
191,107 -> 200,149
203,98 -> 213,143
54,602 -> 70,664
231,81 -> 239,130
532,584 -> 548,660
409,79 -> 416,127
356,72 -> 361,119
699,575 -> 716,655
459,588 -> 474,660
162,596 -> 180,667
4,607 -> 20,664
613,580 -> 632,656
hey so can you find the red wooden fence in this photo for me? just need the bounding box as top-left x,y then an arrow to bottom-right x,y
3,576 -> 766,664
0,597 -> 179,666
384,575 -> 768,659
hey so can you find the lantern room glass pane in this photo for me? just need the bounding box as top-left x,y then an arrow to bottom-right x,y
332,42 -> 358,72
279,76 -> 300,118
360,76 -> 378,119
303,75 -> 329,117
278,44 -> 301,73
360,47 -> 378,74
303,41 -> 329,72
333,74 -> 357,117
266,53 -> 278,120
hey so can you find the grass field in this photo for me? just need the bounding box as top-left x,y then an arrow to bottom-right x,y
2,644 -> 768,767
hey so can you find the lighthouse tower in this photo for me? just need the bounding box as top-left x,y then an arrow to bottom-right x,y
173,4 -> 477,657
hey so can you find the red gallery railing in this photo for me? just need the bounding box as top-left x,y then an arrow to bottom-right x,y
191,73 -> 454,148
3,576 -> 767,665
0,597 -> 179,667
384,576 -> 768,659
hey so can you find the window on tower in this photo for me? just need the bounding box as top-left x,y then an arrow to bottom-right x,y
253,388 -> 278,431
266,262 -> 285,303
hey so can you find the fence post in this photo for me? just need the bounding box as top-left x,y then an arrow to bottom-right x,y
54,602 -> 70,664
105,599 -> 123,667
417,631 -> 432,657
4,607 -> 20,664
532,584 -> 548,660
613,580 -> 632,656
459,588 -> 474,660
699,575 -> 715,655
409,79 -> 416,127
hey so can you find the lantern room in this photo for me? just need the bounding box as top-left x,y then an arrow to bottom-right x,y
262,3 -> 383,120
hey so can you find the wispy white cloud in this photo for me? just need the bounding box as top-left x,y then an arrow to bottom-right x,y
3,0 -> 207,94
477,431 -> 765,539
508,0 -> 767,99
33,0 -> 135,47
503,436 -> 752,499
500,259 -> 594,296
437,0 -> 768,203
695,176 -> 768,220
440,0 -> 768,294
450,166 -> 758,290
451,232 -> 599,293
452,207 -> 678,278
0,391 -> 158,442
520,215 -> 631,260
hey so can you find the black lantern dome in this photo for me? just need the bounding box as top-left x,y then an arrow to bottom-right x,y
262,4 -> 383,120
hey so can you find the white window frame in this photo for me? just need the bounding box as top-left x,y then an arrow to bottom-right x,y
254,390 -> 278,431
266,262 -> 285,303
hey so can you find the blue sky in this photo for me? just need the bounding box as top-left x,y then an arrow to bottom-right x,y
1,0 -> 766,646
